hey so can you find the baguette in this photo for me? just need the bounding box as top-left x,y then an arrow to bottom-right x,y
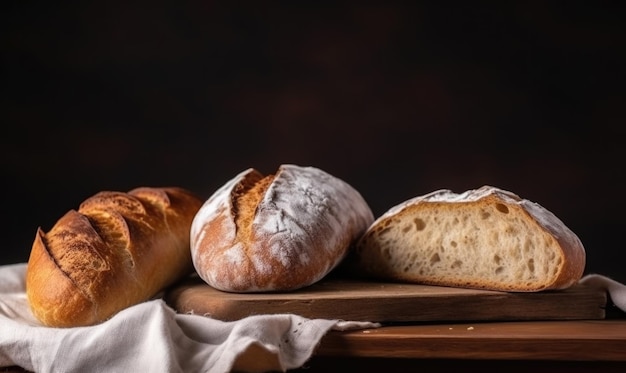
190,164 -> 374,292
351,186 -> 586,292
26,187 -> 203,327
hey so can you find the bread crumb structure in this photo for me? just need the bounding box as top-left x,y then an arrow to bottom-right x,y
190,164 -> 374,292
353,186 -> 586,292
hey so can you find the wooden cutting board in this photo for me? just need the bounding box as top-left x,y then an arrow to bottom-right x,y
164,276 -> 607,323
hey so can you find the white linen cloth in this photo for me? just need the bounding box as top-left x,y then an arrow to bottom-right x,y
0,263 -> 379,373
2,264 -> 625,373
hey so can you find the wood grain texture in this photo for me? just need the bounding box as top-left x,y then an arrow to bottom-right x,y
315,320 -> 626,361
164,277 -> 606,322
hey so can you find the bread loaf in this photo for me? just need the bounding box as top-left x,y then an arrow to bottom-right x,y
351,186 -> 586,292
26,187 -> 203,327
190,164 -> 374,292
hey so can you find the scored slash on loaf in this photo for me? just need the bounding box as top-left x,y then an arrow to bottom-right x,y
349,186 -> 586,292
26,187 -> 203,327
190,164 -> 375,293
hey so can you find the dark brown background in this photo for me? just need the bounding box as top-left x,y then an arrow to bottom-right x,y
2,2 -> 625,283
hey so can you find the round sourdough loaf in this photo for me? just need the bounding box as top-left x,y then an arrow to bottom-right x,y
190,164 -> 374,292
351,186 -> 586,292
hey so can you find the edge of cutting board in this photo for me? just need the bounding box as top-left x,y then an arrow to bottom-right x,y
163,276 -> 607,323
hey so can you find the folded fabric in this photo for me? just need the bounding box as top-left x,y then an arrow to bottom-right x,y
0,264 -> 379,373
579,273 -> 626,312
2,263 -> 625,373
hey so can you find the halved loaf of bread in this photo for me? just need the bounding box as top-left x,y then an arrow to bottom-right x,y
351,186 -> 586,292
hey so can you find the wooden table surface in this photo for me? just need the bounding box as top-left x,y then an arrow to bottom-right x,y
294,318 -> 626,372
3,319 -> 625,373
316,319 -> 626,361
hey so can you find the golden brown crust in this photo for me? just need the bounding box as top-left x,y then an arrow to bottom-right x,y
190,165 -> 375,292
26,187 -> 203,327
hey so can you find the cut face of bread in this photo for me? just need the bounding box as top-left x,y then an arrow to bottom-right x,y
352,186 -> 586,292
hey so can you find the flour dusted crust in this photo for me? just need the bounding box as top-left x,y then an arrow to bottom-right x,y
352,186 -> 586,292
26,187 -> 203,327
190,164 -> 375,292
